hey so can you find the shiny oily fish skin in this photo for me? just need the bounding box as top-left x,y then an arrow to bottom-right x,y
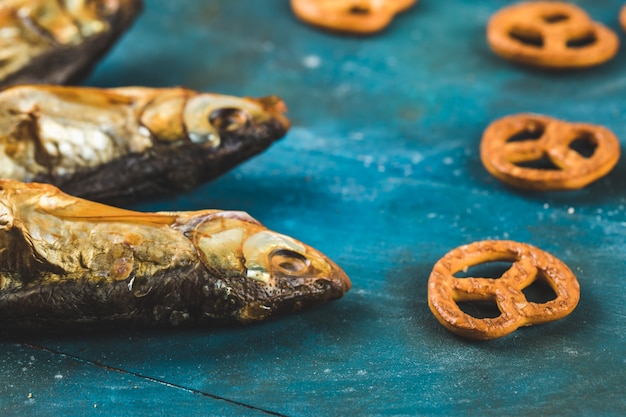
0,84 -> 290,202
0,0 -> 142,87
0,179 -> 351,331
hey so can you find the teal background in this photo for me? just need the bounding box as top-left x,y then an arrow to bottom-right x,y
1,0 -> 626,415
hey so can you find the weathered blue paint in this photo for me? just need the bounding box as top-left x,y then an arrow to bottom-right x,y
1,0 -> 625,415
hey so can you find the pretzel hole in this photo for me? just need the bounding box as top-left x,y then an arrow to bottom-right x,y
566,32 -> 597,49
457,300 -> 501,319
349,6 -> 370,15
506,124 -> 545,143
453,261 -> 514,279
515,155 -> 560,170
542,14 -> 569,23
569,133 -> 597,158
522,275 -> 557,304
509,28 -> 544,48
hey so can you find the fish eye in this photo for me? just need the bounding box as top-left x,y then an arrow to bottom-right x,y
209,108 -> 252,132
271,250 -> 310,275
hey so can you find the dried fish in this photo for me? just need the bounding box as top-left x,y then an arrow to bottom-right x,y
0,179 -> 351,330
0,84 -> 291,202
0,0 -> 142,86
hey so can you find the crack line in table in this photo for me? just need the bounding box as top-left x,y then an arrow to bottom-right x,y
19,341 -> 290,417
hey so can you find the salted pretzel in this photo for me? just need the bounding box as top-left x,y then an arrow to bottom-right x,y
480,114 -> 620,191
428,240 -> 580,340
290,0 -> 417,35
487,2 -> 619,68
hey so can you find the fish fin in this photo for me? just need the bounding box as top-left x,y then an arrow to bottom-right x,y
39,195 -> 177,225
29,85 -> 137,107
0,180 -> 178,225
109,86 -> 191,100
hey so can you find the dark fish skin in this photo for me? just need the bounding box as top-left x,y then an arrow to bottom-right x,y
0,264 -> 345,333
0,0 -> 143,87
0,180 -> 351,334
33,115 -> 288,203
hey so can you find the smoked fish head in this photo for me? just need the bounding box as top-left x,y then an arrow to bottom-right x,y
174,210 -> 351,323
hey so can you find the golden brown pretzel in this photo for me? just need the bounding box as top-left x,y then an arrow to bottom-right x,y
428,240 -> 580,340
480,114 -> 620,191
620,5 -> 626,32
487,2 -> 619,68
290,0 -> 416,35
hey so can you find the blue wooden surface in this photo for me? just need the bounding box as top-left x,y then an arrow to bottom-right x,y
2,0 -> 626,415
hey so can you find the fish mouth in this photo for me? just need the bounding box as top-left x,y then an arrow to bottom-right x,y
236,260 -> 351,323
247,96 -> 292,132
326,258 -> 352,295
